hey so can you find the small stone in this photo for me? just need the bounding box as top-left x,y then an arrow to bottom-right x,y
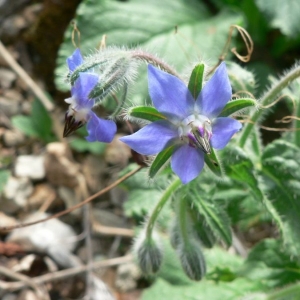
7,212 -> 79,268
15,155 -> 45,180
0,46 -> 19,67
0,96 -> 21,117
3,89 -> 23,102
116,261 -> 141,292
17,289 -> 39,300
0,15 -> 27,40
1,176 -> 33,213
0,68 -> 17,88
44,142 -> 79,187
104,134 -> 131,166
28,183 -> 56,209
22,4 -> 43,25
3,129 -> 25,147
2,294 -> 17,300
0,212 -> 18,230
92,209 -> 129,229
82,154 -> 106,193
57,186 -> 81,217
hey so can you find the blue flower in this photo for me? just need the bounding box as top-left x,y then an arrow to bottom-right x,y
120,63 -> 242,184
67,48 -> 84,72
63,50 -> 116,142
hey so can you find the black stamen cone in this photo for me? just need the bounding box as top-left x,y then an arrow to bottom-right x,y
63,113 -> 84,137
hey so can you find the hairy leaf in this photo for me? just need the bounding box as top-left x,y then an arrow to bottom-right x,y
261,140 -> 300,257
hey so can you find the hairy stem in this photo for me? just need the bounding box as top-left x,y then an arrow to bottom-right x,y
294,99 -> 300,147
178,197 -> 190,245
131,50 -> 181,78
239,64 -> 300,148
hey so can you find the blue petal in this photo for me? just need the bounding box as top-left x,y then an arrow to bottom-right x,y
71,72 -> 98,106
67,48 -> 84,72
171,144 -> 204,184
148,65 -> 195,122
119,120 -> 178,155
86,112 -> 117,143
196,62 -> 231,118
211,117 -> 242,150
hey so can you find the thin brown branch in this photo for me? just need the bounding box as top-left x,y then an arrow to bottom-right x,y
0,40 -> 54,112
0,165 -> 144,232
0,255 -> 132,292
0,265 -> 50,299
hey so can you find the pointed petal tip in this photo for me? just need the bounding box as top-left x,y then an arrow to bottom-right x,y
171,145 -> 204,184
196,61 -> 231,118
211,117 -> 242,150
67,48 -> 84,72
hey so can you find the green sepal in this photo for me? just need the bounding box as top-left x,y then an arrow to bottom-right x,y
218,98 -> 257,117
204,148 -> 224,177
149,145 -> 175,179
128,106 -> 166,122
188,63 -> 205,99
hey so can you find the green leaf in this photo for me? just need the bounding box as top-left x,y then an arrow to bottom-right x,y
218,98 -> 257,117
188,206 -> 217,248
119,164 -> 171,227
11,98 -> 54,142
0,170 -> 10,193
189,189 -> 232,247
255,0 -> 300,37
149,145 -> 175,179
222,145 -> 264,202
69,138 -> 106,154
188,63 -> 205,99
11,115 -> 39,137
240,239 -> 300,288
31,98 -> 52,139
261,140 -> 300,257
128,106 -> 166,122
227,62 -> 256,94
142,275 -> 263,300
56,0 -> 242,105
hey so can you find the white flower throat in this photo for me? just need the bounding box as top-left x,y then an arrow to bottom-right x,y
178,114 -> 212,154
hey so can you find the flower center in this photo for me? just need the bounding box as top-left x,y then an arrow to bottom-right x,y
178,114 -> 212,154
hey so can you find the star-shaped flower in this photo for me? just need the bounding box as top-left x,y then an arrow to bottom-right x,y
63,49 -> 116,142
120,63 -> 242,184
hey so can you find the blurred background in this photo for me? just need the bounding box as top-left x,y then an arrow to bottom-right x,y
1,0 -> 300,299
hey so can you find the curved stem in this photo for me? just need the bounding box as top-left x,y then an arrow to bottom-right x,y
131,50 -> 181,78
146,178 -> 181,240
294,99 -> 300,147
239,64 -> 300,148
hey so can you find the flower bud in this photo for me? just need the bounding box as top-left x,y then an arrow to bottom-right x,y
68,47 -> 138,102
170,219 -> 181,249
177,239 -> 206,281
133,231 -> 163,275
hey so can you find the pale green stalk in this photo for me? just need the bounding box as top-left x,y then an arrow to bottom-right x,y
239,64 -> 300,148
146,178 -> 181,240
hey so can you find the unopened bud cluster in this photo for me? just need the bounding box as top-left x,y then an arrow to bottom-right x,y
177,239 -> 206,281
133,231 -> 163,275
66,47 -> 139,102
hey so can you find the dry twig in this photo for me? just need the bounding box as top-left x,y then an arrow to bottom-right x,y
0,255 -> 132,292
